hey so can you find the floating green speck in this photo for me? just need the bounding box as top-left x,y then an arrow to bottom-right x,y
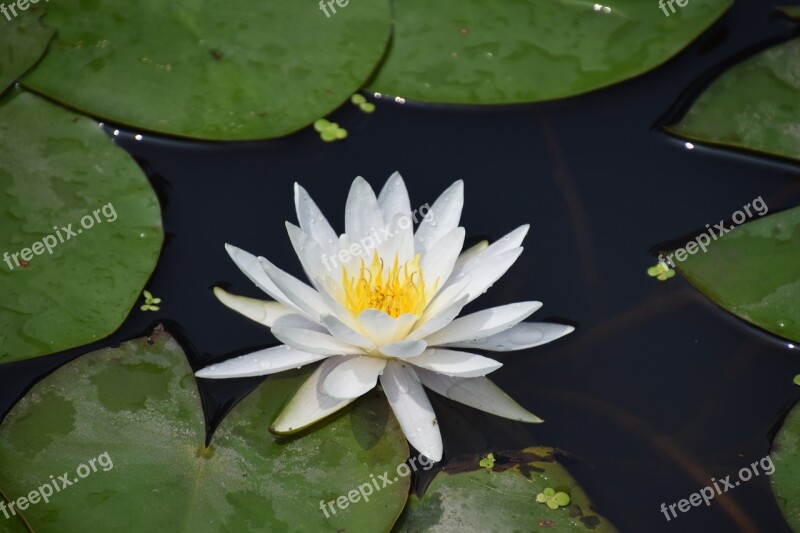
793,374 -> 800,386
314,119 -> 348,142
359,102 -> 376,114
647,262 -> 675,281
141,290 -> 162,311
479,452 -> 495,470
351,93 -> 366,105
536,487 -> 570,509
313,119 -> 331,132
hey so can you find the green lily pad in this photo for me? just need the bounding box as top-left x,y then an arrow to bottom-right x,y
0,328 -> 411,530
770,400 -> 800,529
666,206 -> 800,345
0,90 -> 163,362
367,0 -> 732,104
21,0 -> 391,140
668,37 -> 800,162
776,5 -> 800,20
396,447 -> 617,531
0,9 -> 53,93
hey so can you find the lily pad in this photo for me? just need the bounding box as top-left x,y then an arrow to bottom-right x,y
0,328 -> 411,531
0,89 -> 163,362
668,37 -> 800,162
0,9 -> 53,93
666,206 -> 800,345
21,0 -> 391,140
367,0 -> 732,104
771,399 -> 800,529
776,5 -> 800,20
396,447 -> 617,531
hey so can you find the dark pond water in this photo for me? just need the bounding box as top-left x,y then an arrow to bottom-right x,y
3,1 -> 800,531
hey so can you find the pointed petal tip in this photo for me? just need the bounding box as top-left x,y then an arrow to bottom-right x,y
212,285 -> 226,300
421,448 -> 443,462
194,368 -> 215,379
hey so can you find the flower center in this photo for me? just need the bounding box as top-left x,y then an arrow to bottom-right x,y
341,252 -> 432,318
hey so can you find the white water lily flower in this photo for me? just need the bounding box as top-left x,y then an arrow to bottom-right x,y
196,172 -> 573,461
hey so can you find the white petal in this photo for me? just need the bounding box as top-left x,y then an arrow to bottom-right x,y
377,171 -> 411,225
425,301 -> 542,346
195,346 -> 328,379
420,227 -> 465,295
313,282 -> 361,329
357,310 -> 416,346
476,225 -> 528,262
444,225 -> 530,304
445,322 -> 575,351
453,240 -> 488,271
448,247 -> 523,304
407,295 -> 469,341
272,314 -> 328,332
320,314 -> 376,350
377,211 -> 415,266
415,368 -> 542,423
271,327 -> 363,356
258,257 -> 331,321
213,287 -> 294,327
345,177 -> 384,245
414,180 -> 463,256
294,183 -> 338,256
224,243 -> 291,305
410,348 -> 502,377
453,225 -> 529,276
379,339 -> 427,358
380,362 -> 443,462
285,222 -> 331,288
417,274 -> 471,325
270,359 -> 358,434
322,355 -> 386,399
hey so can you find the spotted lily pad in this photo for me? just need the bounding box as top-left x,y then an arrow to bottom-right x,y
367,0 -> 731,104
771,399 -> 800,529
0,329 -> 411,530
21,0 -> 391,140
668,37 -> 800,162
666,206 -> 800,345
0,9 -> 53,93
0,89 -> 163,362
396,447 -> 617,531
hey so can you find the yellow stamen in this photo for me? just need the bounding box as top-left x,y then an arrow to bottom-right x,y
341,252 -> 433,318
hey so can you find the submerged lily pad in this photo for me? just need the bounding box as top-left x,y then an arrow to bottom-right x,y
0,9 -> 53,93
367,0 -> 731,104
21,0 -> 391,140
771,400 -> 800,529
0,329 -> 410,531
0,90 -> 163,362
396,447 -> 617,531
669,37 -> 800,162
666,206 -> 800,345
